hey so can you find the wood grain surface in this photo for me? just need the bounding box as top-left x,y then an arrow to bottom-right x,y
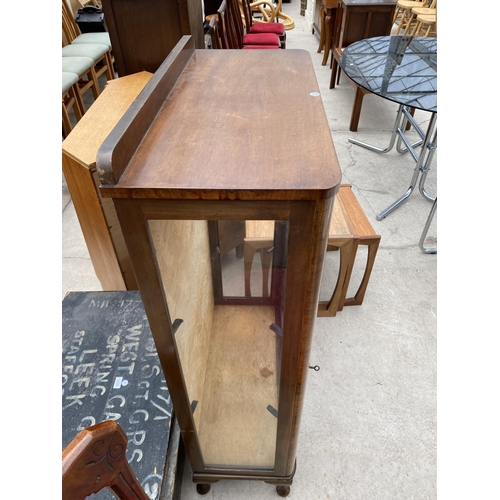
62,71 -> 153,168
197,305 -> 278,468
99,48 -> 341,200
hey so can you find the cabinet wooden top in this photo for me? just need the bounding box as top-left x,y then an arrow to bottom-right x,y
98,37 -> 341,201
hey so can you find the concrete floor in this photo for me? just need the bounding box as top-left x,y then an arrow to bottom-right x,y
62,3 -> 437,498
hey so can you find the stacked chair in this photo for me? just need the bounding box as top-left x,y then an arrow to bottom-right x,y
213,0 -> 284,49
393,0 -> 437,36
61,0 -> 115,135
405,0 -> 437,36
239,0 -> 286,48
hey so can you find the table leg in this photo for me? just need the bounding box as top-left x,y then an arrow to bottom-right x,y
317,6 -> 326,54
376,114 -> 437,220
348,105 -> 437,220
348,104 -> 406,154
349,86 -> 369,132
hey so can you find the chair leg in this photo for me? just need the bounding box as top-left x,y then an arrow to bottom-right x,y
105,51 -> 116,80
317,6 -> 326,54
70,84 -> 84,121
62,99 -> 73,138
330,57 -> 338,89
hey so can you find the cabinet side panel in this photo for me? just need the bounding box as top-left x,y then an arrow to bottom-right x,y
148,220 -> 214,433
91,169 -> 138,290
63,153 -> 126,291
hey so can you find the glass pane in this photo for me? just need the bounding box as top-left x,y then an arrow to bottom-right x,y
148,218 -> 288,469
148,219 -> 214,437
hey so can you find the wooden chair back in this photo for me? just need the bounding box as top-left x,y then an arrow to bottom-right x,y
62,0 -> 81,43
62,421 -> 150,500
240,0 -> 254,29
217,0 -> 237,49
209,16 -> 223,49
228,0 -> 245,48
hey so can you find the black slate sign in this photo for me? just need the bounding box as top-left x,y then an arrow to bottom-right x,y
62,291 -> 175,500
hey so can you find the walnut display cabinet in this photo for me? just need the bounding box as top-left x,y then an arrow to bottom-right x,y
97,37 -> 341,497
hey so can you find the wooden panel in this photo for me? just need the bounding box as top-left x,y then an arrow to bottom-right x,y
148,219 -> 214,432
91,169 -> 138,289
245,220 -> 275,240
101,0 -> 204,77
337,184 -> 377,238
98,37 -> 196,186
338,0 -> 396,48
197,305 -> 278,468
218,220 -> 245,255
62,153 -> 126,291
328,191 -> 351,237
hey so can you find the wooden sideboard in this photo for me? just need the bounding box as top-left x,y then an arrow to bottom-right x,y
101,0 -> 205,76
333,0 -> 396,50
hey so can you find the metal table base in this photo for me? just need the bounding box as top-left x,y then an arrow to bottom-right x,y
419,197 -> 437,254
348,104 -> 437,221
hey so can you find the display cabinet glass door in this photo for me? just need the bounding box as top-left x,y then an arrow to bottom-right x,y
147,218 -> 288,469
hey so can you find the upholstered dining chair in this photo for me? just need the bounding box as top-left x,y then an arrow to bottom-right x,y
218,0 -> 280,49
239,0 -> 286,48
62,421 -> 150,500
228,0 -> 281,48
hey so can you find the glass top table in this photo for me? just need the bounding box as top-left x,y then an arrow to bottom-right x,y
340,36 -> 437,246
341,35 -> 437,113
